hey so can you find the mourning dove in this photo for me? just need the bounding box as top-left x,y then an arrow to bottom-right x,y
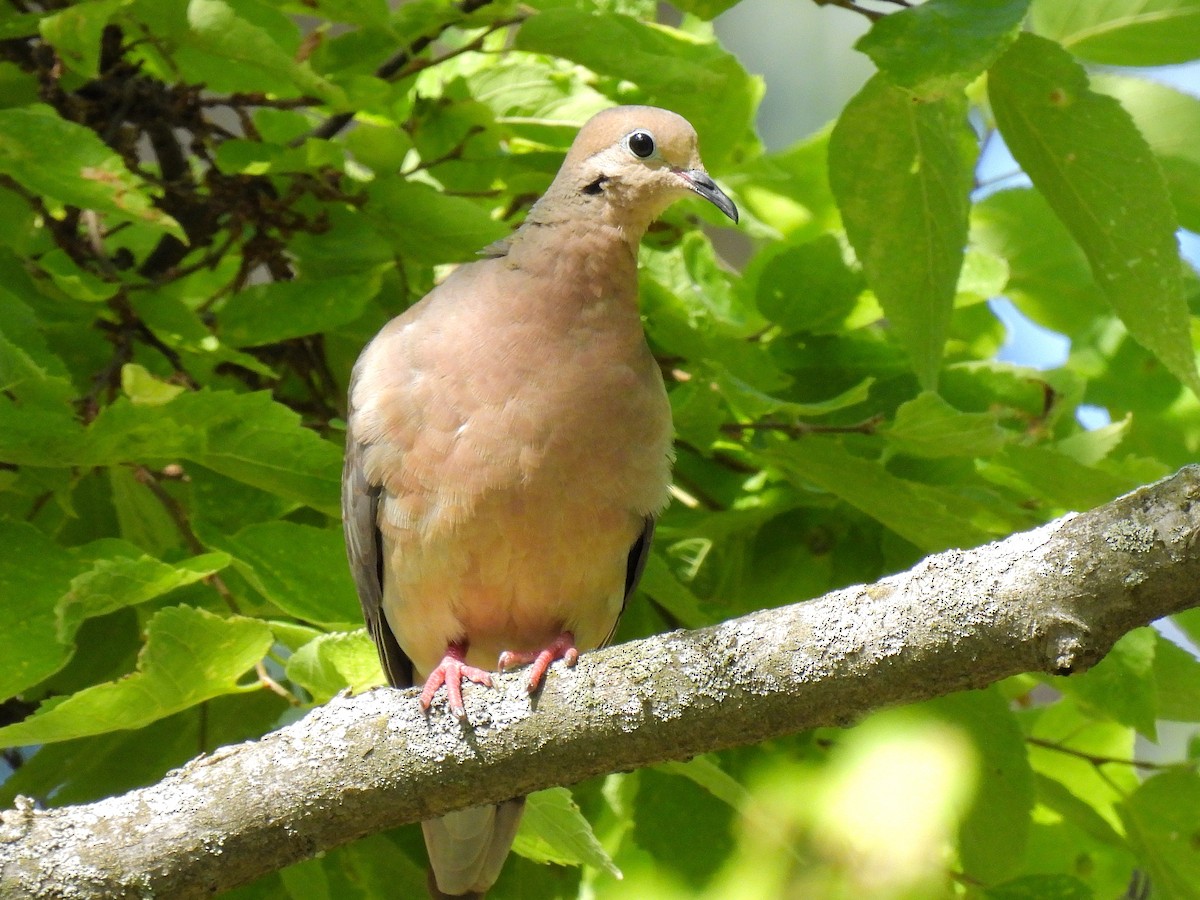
342,105 -> 738,898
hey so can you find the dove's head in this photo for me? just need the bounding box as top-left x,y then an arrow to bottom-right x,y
539,105 -> 738,235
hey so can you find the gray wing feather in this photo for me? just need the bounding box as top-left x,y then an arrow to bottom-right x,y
342,428 -> 413,689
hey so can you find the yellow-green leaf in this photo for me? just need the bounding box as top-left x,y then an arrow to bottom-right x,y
0,605 -> 272,748
989,33 -> 1200,397
829,75 -> 976,389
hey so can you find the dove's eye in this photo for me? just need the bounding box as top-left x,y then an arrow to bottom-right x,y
626,131 -> 656,159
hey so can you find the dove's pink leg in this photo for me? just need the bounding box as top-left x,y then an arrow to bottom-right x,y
498,631 -> 579,693
419,642 -> 493,722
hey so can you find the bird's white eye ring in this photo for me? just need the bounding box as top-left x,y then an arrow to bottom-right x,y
626,130 -> 656,159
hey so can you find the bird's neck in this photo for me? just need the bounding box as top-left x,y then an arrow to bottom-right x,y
504,209 -> 644,292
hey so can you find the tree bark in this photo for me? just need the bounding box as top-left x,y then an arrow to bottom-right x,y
2,466 -> 1199,899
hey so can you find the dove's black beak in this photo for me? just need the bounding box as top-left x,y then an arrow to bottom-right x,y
677,168 -> 739,223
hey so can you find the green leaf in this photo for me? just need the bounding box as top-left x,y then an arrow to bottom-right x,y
636,553 -> 708,629
288,206 -> 396,278
1022,771 -> 1138,898
1030,0 -> 1200,65
187,467 -> 294,539
807,708 -> 977,894
632,767 -> 734,885
925,689 -> 1034,883
285,630 -> 383,703
514,9 -> 760,168
765,439 -> 992,552
0,691 -> 287,809
58,549 -> 230,638
0,105 -> 183,237
213,137 -> 348,177
1034,773 -> 1125,850
669,0 -> 741,20
0,605 -> 272,747
1053,629 -> 1158,739
884,391 -> 1008,459
276,831 -> 426,900
309,0 -> 391,28
40,0 -> 127,78
212,522 -> 360,626
120,364 -> 186,407
108,466 -> 181,556
988,33 -> 1200,397
0,396 -> 85,479
971,189 -> 1105,339
1091,74 -> 1200,234
1055,416 -> 1130,467
0,520 -> 83,700
985,874 -> 1094,899
0,286 -> 70,381
0,13 -> 40,40
37,248 -> 120,302
712,364 -> 874,422
217,272 -> 385,347
84,391 -> 343,515
1119,770 -> 1200,896
461,56 -> 608,146
643,233 -> 765,338
1027,697 -> 1139,834
670,377 -> 725,449
125,292 -> 281,381
185,0 -> 345,104
0,321 -> 74,407
956,247 -> 1010,306
1168,609 -> 1200,654
1152,636 -> 1200,722
725,126 -> 838,241
655,755 -> 750,811
829,75 -> 975,389
754,235 -> 864,334
363,177 -> 509,263
512,786 -> 621,877
980,445 -> 1142,513
642,237 -> 785,394
857,0 -> 1030,96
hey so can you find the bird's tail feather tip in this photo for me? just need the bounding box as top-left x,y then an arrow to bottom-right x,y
425,868 -> 485,900
423,798 -> 526,899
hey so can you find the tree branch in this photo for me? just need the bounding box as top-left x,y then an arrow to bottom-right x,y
3,466 -> 1200,899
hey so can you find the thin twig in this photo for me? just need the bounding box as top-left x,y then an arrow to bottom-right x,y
390,16 -> 524,82
128,229 -> 240,296
199,93 -> 320,109
400,125 -> 485,176
300,0 -> 501,144
256,662 -> 302,706
812,0 -> 886,22
720,414 -> 885,439
1026,736 -> 1195,772
132,465 -> 241,616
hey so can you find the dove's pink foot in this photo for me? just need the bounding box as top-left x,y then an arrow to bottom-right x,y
419,642 -> 493,722
498,631 -> 579,693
